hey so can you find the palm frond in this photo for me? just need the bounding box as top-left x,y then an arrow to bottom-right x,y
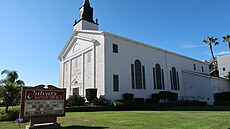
1,70 -> 10,75
203,39 -> 207,44
214,42 -> 219,46
16,80 -> 25,86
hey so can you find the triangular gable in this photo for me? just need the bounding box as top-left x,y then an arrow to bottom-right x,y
58,31 -> 96,61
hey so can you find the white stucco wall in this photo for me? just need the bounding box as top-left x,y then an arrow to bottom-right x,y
103,33 -> 210,102
59,30 -> 229,105
59,31 -> 105,98
182,70 -> 213,105
211,77 -> 230,93
217,54 -> 230,78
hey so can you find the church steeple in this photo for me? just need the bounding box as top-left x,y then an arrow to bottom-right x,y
83,0 -> 90,7
80,0 -> 94,23
73,0 -> 98,31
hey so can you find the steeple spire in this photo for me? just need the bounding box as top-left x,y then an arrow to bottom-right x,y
79,0 -> 95,24
73,0 -> 98,31
83,0 -> 90,7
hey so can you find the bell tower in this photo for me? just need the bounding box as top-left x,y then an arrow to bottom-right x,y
73,0 -> 98,31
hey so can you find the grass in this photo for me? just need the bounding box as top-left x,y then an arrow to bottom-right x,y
1,110 -> 230,129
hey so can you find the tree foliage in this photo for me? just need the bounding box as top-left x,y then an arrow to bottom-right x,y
223,34 -> 230,52
203,36 -> 219,60
0,70 -> 25,113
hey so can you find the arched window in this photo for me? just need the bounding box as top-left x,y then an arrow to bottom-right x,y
170,67 -> 180,90
135,60 -> 142,89
131,59 -> 146,89
153,63 -> 164,90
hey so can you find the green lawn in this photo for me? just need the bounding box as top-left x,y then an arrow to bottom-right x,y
1,111 -> 230,129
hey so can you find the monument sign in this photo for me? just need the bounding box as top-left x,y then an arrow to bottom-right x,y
20,85 -> 66,129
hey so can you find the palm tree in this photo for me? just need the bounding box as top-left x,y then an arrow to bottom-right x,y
0,70 -> 25,113
203,36 -> 219,77
223,34 -> 230,52
0,70 -> 25,86
203,36 -> 219,60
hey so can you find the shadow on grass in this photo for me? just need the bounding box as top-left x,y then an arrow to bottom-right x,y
57,125 -> 108,129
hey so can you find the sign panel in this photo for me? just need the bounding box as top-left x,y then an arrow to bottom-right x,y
20,85 -> 66,118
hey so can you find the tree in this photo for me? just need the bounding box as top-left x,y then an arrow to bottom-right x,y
0,70 -> 25,113
0,70 -> 25,86
203,36 -> 219,60
223,34 -> 230,52
203,36 -> 219,77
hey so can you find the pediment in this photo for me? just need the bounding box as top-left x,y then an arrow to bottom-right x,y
59,35 -> 96,60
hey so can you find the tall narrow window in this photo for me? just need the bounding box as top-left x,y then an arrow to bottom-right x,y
113,75 -> 119,92
131,59 -> 145,89
131,64 -> 135,89
193,64 -> 196,70
156,64 -> 162,89
201,66 -> 204,72
170,67 -> 180,90
153,68 -> 156,89
113,44 -> 118,53
135,60 -> 142,89
142,66 -> 146,89
154,63 -> 164,90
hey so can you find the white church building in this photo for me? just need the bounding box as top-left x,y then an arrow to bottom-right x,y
58,0 -> 230,105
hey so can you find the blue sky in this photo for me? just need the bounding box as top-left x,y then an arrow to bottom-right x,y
0,0 -> 229,86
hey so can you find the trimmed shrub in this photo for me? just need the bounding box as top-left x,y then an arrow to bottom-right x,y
92,97 -> 109,106
214,92 -> 230,102
145,98 -> 154,104
159,91 -> 178,102
159,91 -> 170,100
86,88 -> 97,102
67,95 -> 86,107
134,98 -> 145,104
0,106 -> 20,121
152,93 -> 160,103
113,100 -> 126,106
123,93 -> 134,101
112,99 -> 133,106
170,92 -> 178,102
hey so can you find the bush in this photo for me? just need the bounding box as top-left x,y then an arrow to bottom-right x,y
170,92 -> 178,102
215,92 -> 230,102
152,93 -> 160,103
67,95 -> 86,107
113,99 -> 133,106
134,98 -> 145,104
123,93 -> 134,101
86,89 -> 97,102
145,98 -> 154,104
92,97 -> 109,106
159,91 -> 178,102
0,106 -> 20,121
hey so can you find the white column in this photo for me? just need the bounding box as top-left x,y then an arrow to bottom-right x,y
69,60 -> 72,96
82,53 -> 85,97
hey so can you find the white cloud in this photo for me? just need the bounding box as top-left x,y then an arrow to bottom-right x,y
182,41 -> 205,49
216,51 -> 230,56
